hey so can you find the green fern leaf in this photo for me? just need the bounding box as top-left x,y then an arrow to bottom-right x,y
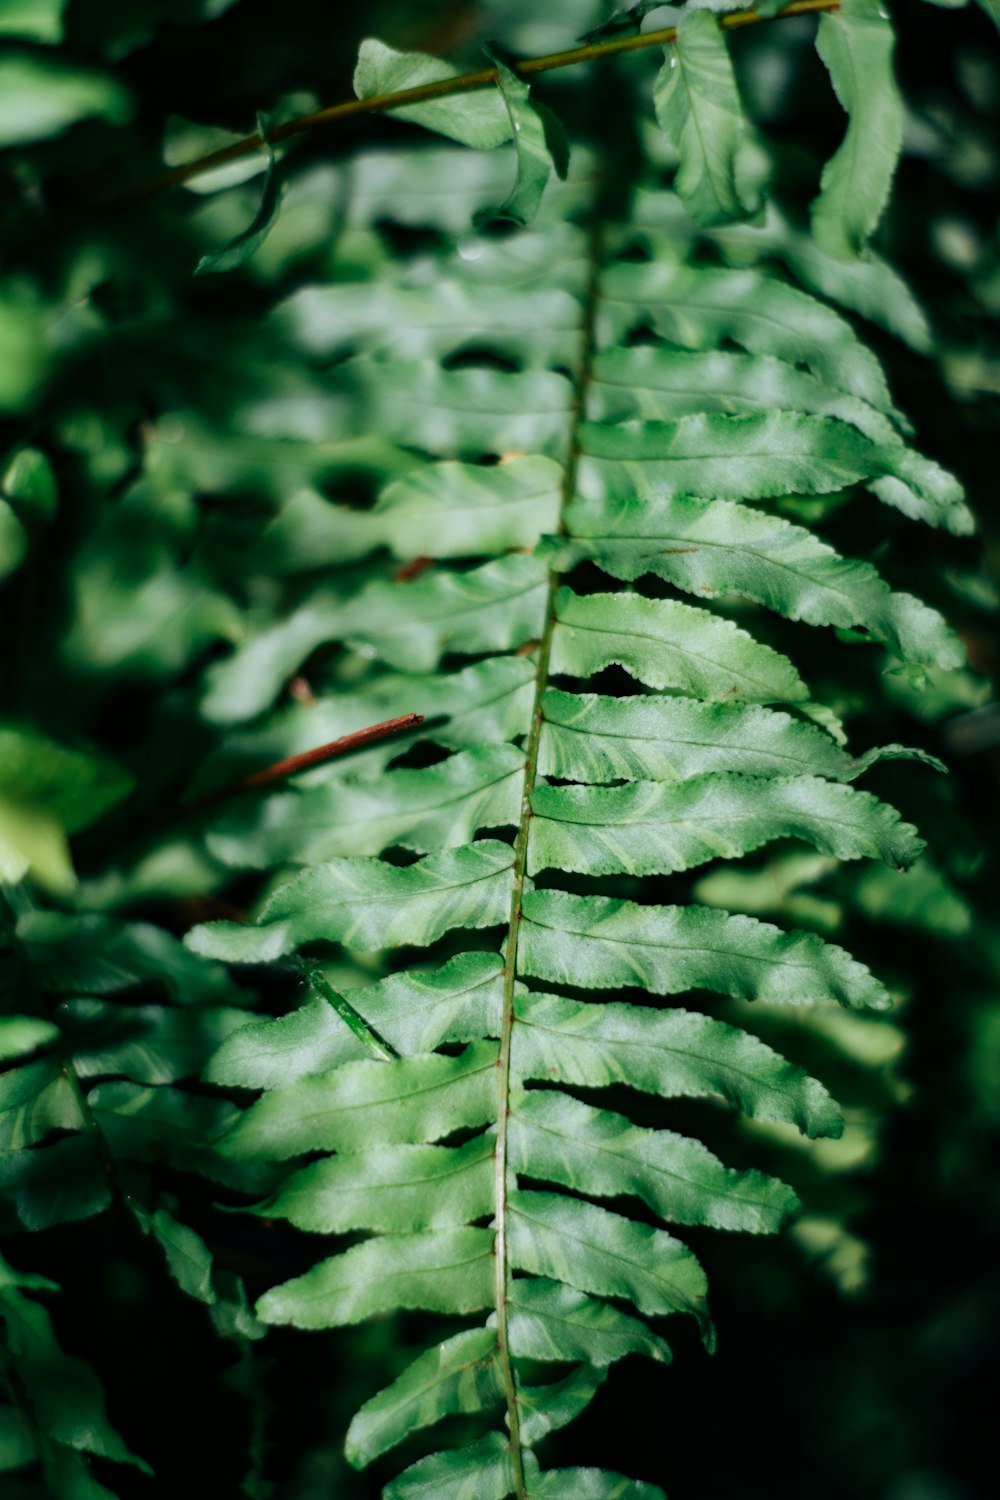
201,554 -> 548,722
554,492 -> 963,669
516,893 -> 889,1011
654,10 -> 752,227
516,1365 -> 608,1447
353,38 -> 512,148
205,952 -> 505,1085
550,587 -> 810,702
220,1042 -> 500,1159
589,345 -> 972,533
476,45 -> 568,228
175,74 -> 966,1492
256,1227 -> 496,1328
508,1089 -> 799,1232
208,744 -> 524,865
345,1327 -> 503,1468
537,690 -> 938,783
501,1277 -> 671,1366
507,1190 -> 711,1334
530,1468 -> 665,1499
261,1135 -> 496,1234
527,774 -> 924,875
600,261 -> 903,419
188,841 -> 514,962
510,989 -> 843,1134
812,0 -> 904,260
383,1432 -> 517,1500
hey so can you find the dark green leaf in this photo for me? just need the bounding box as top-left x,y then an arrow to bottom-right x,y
474,46 -> 567,228
195,124 -> 285,276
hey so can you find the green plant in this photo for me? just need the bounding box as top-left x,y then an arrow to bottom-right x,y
1,2 -> 998,1497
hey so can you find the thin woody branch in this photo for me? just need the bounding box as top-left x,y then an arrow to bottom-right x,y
120,1 -> 839,202
137,712 -> 424,835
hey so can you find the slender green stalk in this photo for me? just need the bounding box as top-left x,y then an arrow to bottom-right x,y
293,957 -> 399,1063
493,215 -> 604,1500
120,1 -> 839,201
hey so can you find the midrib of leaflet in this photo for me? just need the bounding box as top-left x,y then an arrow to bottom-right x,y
492,216 -> 604,1500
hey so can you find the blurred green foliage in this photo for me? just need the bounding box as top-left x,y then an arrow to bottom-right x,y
1,2 -> 999,1497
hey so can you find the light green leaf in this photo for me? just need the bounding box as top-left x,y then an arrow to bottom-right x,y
0,727 -> 134,835
0,1017 -> 59,1063
509,1090 -> 799,1233
812,0 -> 903,260
528,774 -> 924,877
654,11 -> 750,226
517,1364 -> 607,1447
0,0 -> 65,43
256,1227 -> 495,1328
362,453 -> 566,552
186,840 -> 514,964
346,1328 -> 502,1468
551,587 -> 809,703
262,1133 -> 495,1233
511,988 -> 843,1137
538,690 -> 935,785
600,262 -> 900,420
588,347 -> 971,534
0,52 -> 130,147
208,745 -> 524,866
278,280 -> 583,368
220,1041 -> 499,1160
509,1190 -> 710,1334
555,491 -> 964,670
201,552 -> 548,722
502,1277 -> 671,1367
0,804 -> 69,891
531,1468 -> 666,1500
384,1432 -> 517,1500
518,889 -> 889,1013
204,952 -> 505,1086
578,410 -> 881,499
476,46 -> 567,228
354,39 -> 513,149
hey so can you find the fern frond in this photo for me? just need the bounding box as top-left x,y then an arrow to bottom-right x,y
174,44 -> 968,1494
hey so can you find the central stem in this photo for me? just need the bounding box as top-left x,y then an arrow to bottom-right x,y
492,220 -> 603,1498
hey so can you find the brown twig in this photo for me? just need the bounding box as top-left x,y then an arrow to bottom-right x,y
136,712 -> 424,835
117,2 -> 840,203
